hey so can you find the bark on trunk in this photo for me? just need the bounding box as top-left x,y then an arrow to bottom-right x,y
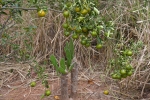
61,74 -> 69,100
70,62 -> 78,100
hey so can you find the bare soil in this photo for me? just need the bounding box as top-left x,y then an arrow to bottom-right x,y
0,79 -> 111,100
0,63 -> 149,100
0,63 -> 113,100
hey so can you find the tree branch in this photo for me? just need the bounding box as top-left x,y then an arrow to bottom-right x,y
1,7 -> 62,13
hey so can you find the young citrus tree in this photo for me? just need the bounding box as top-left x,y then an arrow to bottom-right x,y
50,39 -> 74,100
60,0 -> 114,99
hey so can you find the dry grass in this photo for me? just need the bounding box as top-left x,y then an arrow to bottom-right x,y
0,0 -> 150,99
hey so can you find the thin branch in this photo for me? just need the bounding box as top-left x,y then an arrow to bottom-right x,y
1,7 -> 62,13
0,6 -> 62,36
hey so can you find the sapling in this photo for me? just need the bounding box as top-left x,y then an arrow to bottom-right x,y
50,39 -> 74,100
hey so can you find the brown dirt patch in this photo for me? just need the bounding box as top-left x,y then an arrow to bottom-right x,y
0,63 -> 147,100
0,79 -> 111,100
0,63 -> 113,100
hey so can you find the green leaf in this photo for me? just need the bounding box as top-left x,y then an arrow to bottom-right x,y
64,39 -> 74,68
64,48 -> 72,67
34,0 -> 37,3
68,65 -> 74,72
58,67 -> 66,74
70,39 -> 74,57
29,0 -> 37,4
60,58 -> 66,70
94,7 -> 100,15
49,55 -> 59,72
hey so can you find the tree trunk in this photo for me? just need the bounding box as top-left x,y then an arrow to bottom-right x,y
61,74 -> 69,100
70,62 -> 78,100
